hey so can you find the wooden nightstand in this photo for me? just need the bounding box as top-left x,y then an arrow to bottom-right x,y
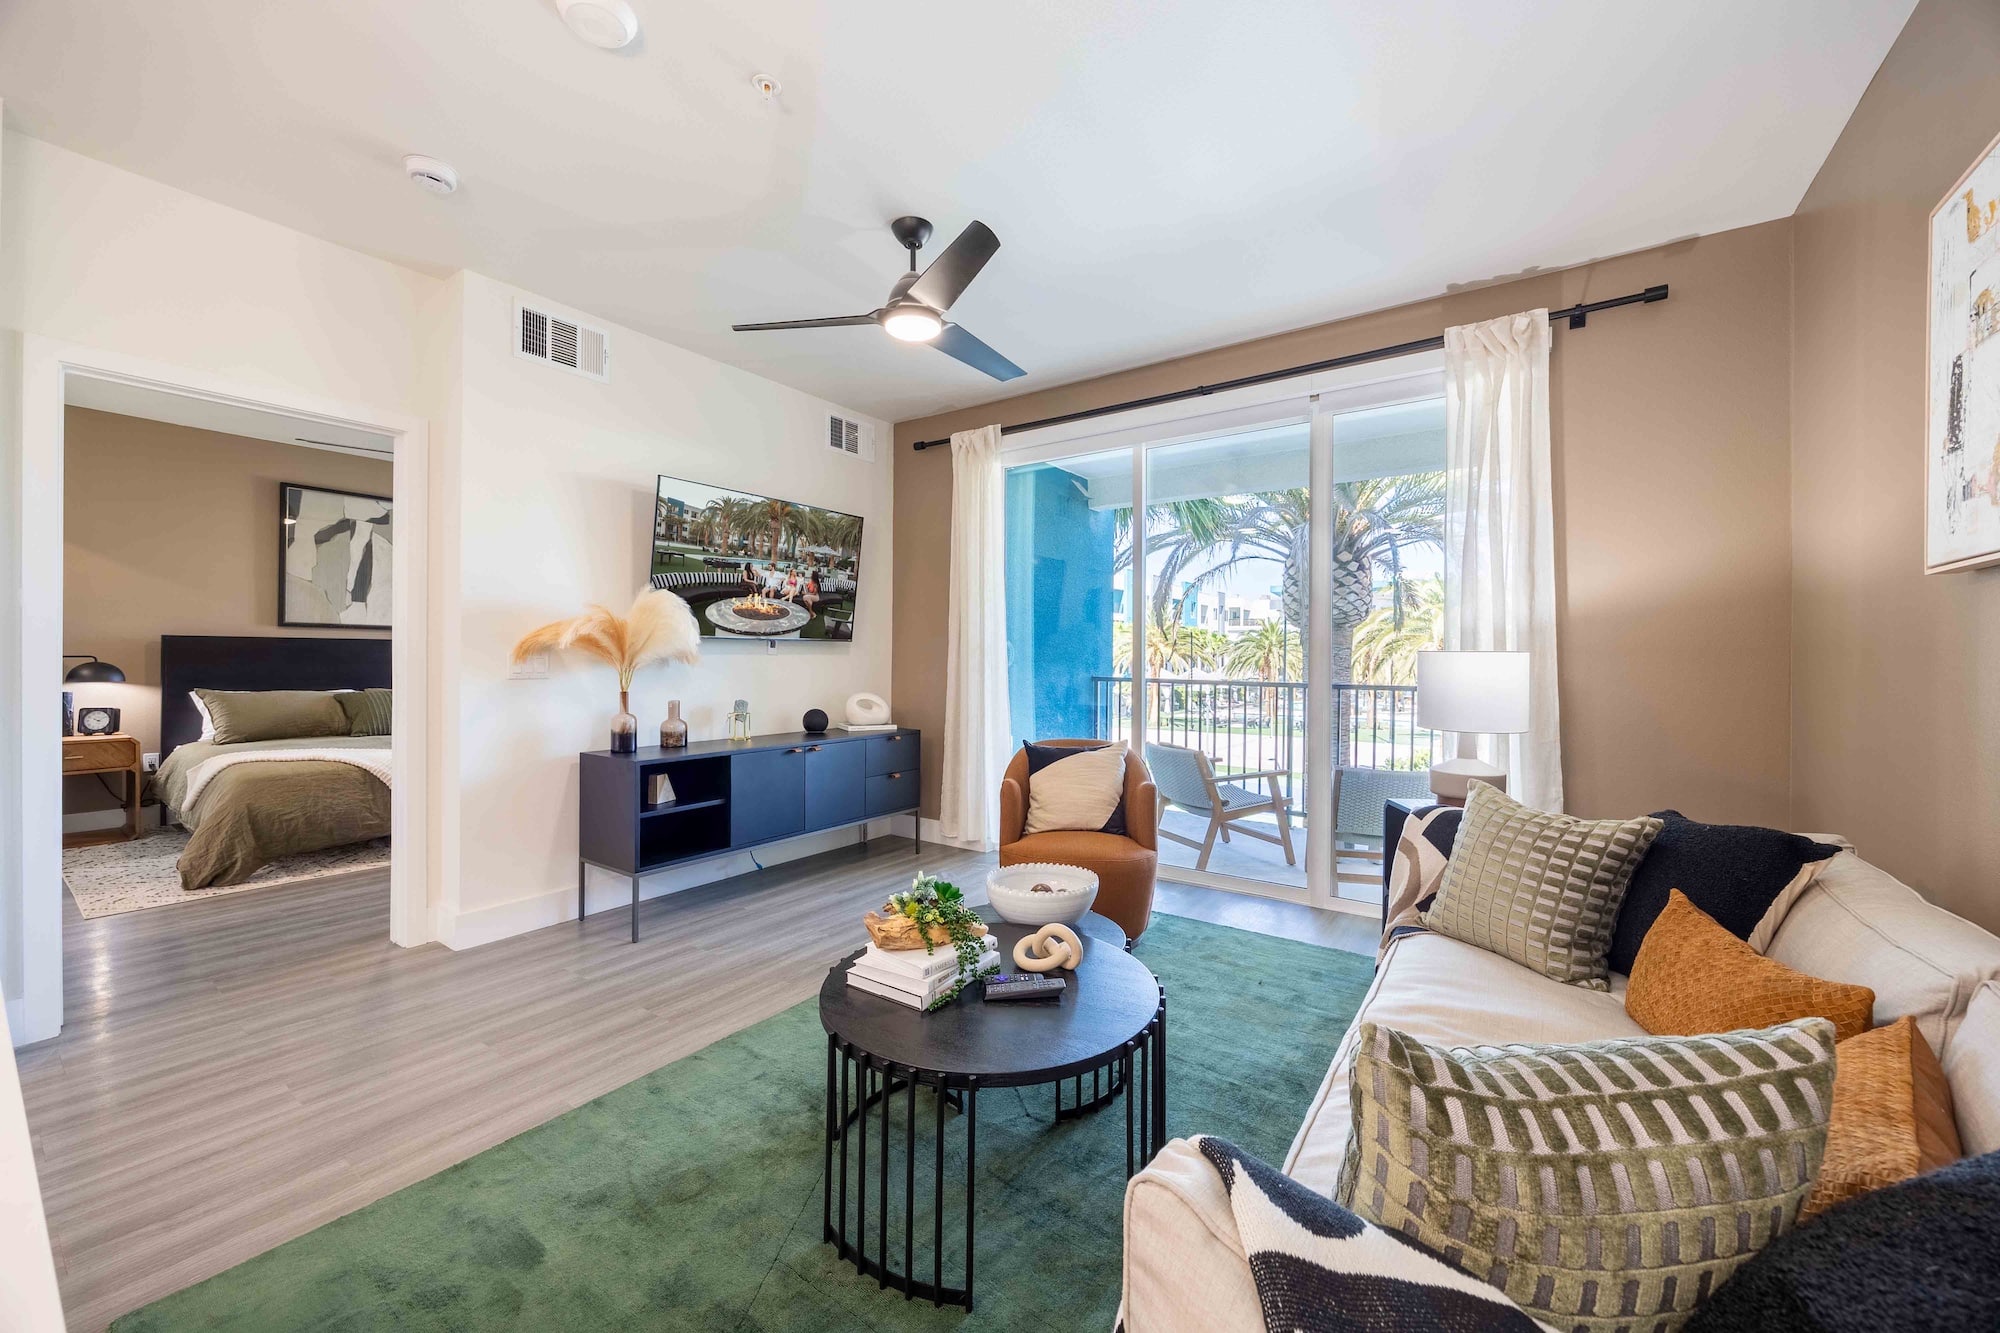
63,733 -> 143,848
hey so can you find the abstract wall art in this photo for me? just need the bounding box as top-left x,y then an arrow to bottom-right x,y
1927,128 -> 2000,573
280,483 -> 393,627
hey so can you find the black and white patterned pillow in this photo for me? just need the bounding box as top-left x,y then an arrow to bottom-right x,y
1191,1135 -> 1548,1332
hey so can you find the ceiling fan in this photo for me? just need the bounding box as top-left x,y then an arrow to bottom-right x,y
731,216 -> 1025,382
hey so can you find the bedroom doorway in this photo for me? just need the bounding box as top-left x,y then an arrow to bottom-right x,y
10,340 -> 431,1046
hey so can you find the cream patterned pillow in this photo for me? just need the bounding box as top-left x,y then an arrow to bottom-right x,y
1422,782 -> 1662,989
1337,1019 -> 1837,1333
1022,743 -> 1128,836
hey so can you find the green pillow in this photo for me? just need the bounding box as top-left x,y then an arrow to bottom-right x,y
1422,782 -> 1662,989
337,688 -> 392,737
1337,1019 -> 1836,1333
191,689 -> 349,745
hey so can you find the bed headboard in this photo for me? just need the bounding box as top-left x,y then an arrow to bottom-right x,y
159,635 -> 392,758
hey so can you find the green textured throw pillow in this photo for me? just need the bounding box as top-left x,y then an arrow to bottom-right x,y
1421,782 -> 1662,989
1336,1019 -> 1837,1333
191,689 -> 349,745
337,688 -> 392,737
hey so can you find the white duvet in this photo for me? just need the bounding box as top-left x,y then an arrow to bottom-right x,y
179,746 -> 394,816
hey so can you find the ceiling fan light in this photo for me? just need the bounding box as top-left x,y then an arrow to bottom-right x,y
881,304 -> 943,343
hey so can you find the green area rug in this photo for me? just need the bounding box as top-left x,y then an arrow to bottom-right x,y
116,914 -> 1373,1331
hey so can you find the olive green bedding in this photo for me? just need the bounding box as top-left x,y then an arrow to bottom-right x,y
156,736 -> 391,890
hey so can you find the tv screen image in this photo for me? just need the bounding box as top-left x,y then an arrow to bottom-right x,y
651,475 -> 864,640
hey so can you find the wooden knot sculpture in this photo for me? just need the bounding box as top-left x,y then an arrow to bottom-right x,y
1012,923 -> 1084,973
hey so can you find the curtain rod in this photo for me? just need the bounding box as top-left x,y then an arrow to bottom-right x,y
908,284 -> 1667,451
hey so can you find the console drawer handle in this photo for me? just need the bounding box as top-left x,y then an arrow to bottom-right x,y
807,744 -> 822,752
784,747 -> 804,754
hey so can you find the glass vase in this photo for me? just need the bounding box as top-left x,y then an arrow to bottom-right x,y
611,690 -> 638,754
659,699 -> 688,749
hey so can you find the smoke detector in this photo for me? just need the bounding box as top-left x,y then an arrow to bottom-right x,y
557,0 -> 639,49
750,73 -> 782,102
403,155 -> 459,196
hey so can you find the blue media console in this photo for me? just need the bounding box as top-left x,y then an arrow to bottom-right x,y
578,729 -> 921,941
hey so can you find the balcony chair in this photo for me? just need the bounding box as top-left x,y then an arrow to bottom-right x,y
999,739 -> 1159,943
1143,741 -> 1296,873
1330,765 -> 1434,889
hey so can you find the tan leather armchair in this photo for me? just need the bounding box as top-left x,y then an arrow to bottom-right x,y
998,738 -> 1159,943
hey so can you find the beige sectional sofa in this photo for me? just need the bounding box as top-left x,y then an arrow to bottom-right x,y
1120,848 -> 2000,1330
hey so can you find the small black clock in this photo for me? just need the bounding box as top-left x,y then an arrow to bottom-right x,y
76,705 -> 121,737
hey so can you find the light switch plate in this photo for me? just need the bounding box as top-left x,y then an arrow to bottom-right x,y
510,651 -> 549,680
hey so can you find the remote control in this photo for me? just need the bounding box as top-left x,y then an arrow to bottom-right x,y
982,973 -> 1067,1002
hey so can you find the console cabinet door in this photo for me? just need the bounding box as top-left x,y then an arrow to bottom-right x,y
803,741 -> 866,831
730,748 -> 805,846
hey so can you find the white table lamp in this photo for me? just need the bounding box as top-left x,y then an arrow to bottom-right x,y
1416,650 -> 1530,805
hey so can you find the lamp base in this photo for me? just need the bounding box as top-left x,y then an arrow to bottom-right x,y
1428,757 -> 1507,807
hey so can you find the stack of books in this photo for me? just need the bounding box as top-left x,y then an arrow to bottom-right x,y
847,937 -> 1000,1009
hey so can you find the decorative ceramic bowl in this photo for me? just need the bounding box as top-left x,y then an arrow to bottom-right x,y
985,863 -> 1099,925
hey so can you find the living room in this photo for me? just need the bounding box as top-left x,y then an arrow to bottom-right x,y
0,1 -> 1996,1329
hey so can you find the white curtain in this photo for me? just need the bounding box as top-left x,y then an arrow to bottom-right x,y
1441,311 -> 1563,811
939,423 -> 1010,847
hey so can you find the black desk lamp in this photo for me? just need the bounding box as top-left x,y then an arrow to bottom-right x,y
63,655 -> 126,684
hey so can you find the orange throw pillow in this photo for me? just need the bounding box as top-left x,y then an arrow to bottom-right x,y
1804,1015 -> 1963,1217
1627,889 -> 1876,1042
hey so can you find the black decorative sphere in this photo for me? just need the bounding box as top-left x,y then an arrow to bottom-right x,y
803,708 -> 829,734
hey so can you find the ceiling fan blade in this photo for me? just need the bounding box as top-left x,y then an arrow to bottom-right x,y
907,221 -> 1000,312
732,313 -> 879,332
933,323 -> 1025,381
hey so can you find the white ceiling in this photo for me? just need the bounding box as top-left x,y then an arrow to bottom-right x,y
0,1 -> 1913,422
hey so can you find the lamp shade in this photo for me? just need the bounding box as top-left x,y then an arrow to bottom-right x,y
63,656 -> 126,684
1416,650 -> 1529,734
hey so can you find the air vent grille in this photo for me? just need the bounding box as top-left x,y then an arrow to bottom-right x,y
827,414 -> 873,461
515,302 -> 610,382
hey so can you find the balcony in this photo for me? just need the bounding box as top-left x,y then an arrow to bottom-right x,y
1092,676 -> 1439,895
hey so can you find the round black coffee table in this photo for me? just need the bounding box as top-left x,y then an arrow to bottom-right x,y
819,910 -> 1166,1310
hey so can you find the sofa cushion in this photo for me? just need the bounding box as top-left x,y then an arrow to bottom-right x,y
1121,1137 -> 1265,1333
1337,1018 -> 1838,1333
1941,980 -> 2000,1156
1765,852 -> 2000,1062
1805,1015 -> 1961,1219
1683,1149 -> 2000,1333
1284,932 -> 1642,1197
1607,812 -> 1840,975
1626,890 -> 1876,1043
1021,741 -> 1128,836
1422,782 -> 1662,990
1383,805 -> 1463,957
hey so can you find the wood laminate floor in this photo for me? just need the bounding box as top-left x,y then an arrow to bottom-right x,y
17,837 -> 1371,1330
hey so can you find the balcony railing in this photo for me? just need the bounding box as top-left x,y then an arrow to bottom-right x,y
1091,676 -> 1439,808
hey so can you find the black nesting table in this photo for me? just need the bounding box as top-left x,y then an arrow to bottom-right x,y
818,910 -> 1167,1310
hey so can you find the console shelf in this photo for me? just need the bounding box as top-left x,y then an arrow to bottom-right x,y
578,728 -> 921,941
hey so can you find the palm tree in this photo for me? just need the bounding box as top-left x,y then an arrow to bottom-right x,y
1224,619 -> 1304,682
1351,577 -> 1444,685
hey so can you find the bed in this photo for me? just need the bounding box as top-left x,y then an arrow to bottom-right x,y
156,635 -> 392,890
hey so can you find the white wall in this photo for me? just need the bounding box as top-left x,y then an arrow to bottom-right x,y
436,272 -> 896,945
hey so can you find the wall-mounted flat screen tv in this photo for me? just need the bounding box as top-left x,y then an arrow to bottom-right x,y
651,474 -> 864,640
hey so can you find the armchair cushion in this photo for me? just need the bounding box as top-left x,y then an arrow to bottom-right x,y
1021,741 -> 1128,835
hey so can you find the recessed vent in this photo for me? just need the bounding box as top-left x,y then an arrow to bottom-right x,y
827,414 -> 874,461
515,302 -> 610,382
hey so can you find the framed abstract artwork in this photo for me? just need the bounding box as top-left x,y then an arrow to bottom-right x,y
1926,128 -> 2000,573
280,483 -> 393,627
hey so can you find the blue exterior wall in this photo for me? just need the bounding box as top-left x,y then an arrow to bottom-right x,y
1004,465 -> 1115,743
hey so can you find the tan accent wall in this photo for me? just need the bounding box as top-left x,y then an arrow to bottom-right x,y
895,220 -> 1797,828
1790,0 -> 2000,930
63,408 -> 391,809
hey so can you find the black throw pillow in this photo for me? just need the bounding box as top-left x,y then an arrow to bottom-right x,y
1684,1149 -> 2000,1333
1607,811 -> 1840,976
1021,741 -> 1127,835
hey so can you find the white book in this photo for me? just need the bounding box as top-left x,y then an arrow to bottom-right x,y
861,936 -> 996,980
852,949 -> 996,995
846,973 -> 937,1008
833,722 -> 899,732
849,957 -> 998,1008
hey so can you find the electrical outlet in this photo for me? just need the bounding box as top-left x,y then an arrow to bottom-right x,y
510,651 -> 549,680
142,752 -> 160,772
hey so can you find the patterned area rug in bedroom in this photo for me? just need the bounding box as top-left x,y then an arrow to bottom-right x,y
63,829 -> 391,918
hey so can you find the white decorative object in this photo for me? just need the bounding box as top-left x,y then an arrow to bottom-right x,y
845,692 -> 891,726
1442,312 -> 1563,811
1415,650 -> 1531,804
1927,129 -> 2000,573
1012,923 -> 1085,973
985,862 -> 1098,925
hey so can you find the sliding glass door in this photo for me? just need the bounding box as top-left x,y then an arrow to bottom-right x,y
1001,371 -> 1447,913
